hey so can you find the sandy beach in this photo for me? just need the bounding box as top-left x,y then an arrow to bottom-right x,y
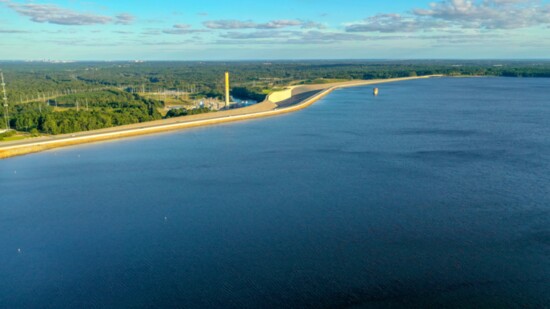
0,75 -> 442,159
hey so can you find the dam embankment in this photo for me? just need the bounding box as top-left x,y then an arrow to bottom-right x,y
0,75 -> 441,159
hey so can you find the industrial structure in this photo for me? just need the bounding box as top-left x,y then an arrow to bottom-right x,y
225,72 -> 230,108
1,70 -> 9,130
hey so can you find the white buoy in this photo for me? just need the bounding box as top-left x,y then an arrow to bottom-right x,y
17,248 -> 21,253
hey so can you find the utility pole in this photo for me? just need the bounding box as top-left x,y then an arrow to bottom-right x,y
1,70 -> 10,130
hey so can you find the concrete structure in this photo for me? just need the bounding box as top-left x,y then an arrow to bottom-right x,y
267,87 -> 294,102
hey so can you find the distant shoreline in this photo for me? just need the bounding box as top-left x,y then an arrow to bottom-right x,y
0,75 -> 442,159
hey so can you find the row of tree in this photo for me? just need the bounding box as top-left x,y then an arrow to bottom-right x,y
3,90 -> 163,134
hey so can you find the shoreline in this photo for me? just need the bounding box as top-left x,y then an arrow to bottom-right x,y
0,75 -> 442,159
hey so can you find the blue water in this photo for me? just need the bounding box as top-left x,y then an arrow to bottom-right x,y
1,77 -> 549,308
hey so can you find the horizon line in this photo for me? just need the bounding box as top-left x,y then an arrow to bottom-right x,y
1,58 -> 550,62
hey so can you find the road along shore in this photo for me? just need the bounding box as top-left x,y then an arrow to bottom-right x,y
0,75 -> 442,159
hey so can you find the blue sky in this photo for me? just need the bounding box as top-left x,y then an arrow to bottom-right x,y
0,0 -> 549,60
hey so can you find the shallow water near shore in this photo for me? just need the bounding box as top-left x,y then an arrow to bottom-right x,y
1,77 -> 549,308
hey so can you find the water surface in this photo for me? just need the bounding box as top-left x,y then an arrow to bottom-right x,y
1,77 -> 549,308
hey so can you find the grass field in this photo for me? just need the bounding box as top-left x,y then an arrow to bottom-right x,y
0,133 -> 34,142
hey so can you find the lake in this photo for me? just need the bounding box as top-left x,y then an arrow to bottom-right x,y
1,77 -> 549,308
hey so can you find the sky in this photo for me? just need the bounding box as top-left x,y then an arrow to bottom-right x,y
0,0 -> 549,60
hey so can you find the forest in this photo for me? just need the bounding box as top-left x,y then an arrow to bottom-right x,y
1,60 -> 550,135
9,90 -> 163,135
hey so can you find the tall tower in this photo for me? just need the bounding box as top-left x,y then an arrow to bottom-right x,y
225,72 -> 230,108
0,70 -> 9,130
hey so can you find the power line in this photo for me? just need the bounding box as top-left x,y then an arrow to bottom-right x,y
1,70 -> 10,130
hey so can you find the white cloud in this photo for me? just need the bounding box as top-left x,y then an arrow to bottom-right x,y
216,30 -> 368,45
115,13 -> 135,25
0,0 -> 134,26
220,30 -> 297,39
204,19 -> 324,30
346,14 -> 447,33
347,0 -> 550,33
162,24 -> 209,35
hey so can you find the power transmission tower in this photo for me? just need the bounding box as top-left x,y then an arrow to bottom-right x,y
1,70 -> 10,130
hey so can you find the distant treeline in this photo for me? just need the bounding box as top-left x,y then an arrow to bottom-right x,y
1,60 -> 550,131
1,60 -> 549,103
